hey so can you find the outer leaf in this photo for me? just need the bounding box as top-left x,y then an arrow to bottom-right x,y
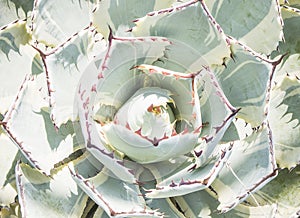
272,3 -> 300,58
31,0 -> 95,46
213,44 -> 272,126
16,162 -> 88,218
252,166 -> 300,217
0,0 -> 34,26
132,1 -> 231,69
269,75 -> 300,168
92,0 -> 178,39
172,189 -> 277,217
138,169 -> 186,218
44,27 -> 106,126
145,142 -> 233,199
0,131 -> 18,206
0,20 -> 32,114
206,0 -> 283,54
210,125 -> 277,213
70,167 -> 163,217
3,74 -> 78,175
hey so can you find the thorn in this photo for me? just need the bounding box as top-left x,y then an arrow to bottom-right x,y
188,164 -> 197,172
108,25 -> 114,42
194,150 -> 203,157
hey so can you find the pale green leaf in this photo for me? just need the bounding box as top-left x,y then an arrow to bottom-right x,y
0,132 -> 18,207
45,27 -> 106,126
196,67 -> 237,165
0,21 -> 33,114
0,0 -> 34,26
269,75 -> 300,168
132,1 -> 231,69
92,0 -> 179,39
206,0 -> 283,54
138,169 -> 185,217
0,132 -> 18,187
272,3 -> 300,58
145,143 -> 233,199
173,190 -> 277,218
210,126 -> 277,213
16,163 -> 88,218
102,123 -> 198,164
31,0 -> 95,46
252,166 -> 300,217
3,74 -> 78,175
213,44 -> 272,126
71,167 -> 163,217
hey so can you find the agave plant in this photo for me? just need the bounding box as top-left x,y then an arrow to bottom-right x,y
0,0 -> 300,217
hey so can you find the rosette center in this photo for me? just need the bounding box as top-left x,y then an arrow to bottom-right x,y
114,87 -> 176,145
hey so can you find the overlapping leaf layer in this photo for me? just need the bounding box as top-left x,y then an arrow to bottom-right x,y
0,0 -> 299,217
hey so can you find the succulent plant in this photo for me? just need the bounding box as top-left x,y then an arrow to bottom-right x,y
0,0 -> 300,217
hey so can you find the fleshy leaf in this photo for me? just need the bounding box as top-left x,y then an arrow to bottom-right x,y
44,27 -> 106,126
103,123 -> 198,164
3,74 -> 78,175
16,162 -> 88,217
210,125 -> 277,213
213,44 -> 272,126
0,130 -> 18,207
272,3 -> 300,58
252,166 -> 300,217
206,0 -> 283,55
269,74 -> 300,168
132,1 -> 231,69
0,20 -> 33,114
31,0 -> 95,46
173,189 -> 277,217
145,143 -> 233,199
0,131 -> 18,187
92,0 -> 178,39
70,167 -> 163,217
0,0 -> 34,26
138,169 -> 186,217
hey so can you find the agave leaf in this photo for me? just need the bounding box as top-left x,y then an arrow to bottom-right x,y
132,1 -> 231,69
31,0 -> 96,46
197,67 -> 237,161
3,73 -> 78,175
44,27 -> 106,126
251,166 -> 300,217
172,189 -> 277,218
272,3 -> 300,58
145,142 -> 232,199
0,131 -> 18,187
0,0 -> 34,26
103,123 -> 198,164
16,162 -> 89,217
138,169 -> 186,218
213,44 -> 273,126
70,167 -> 163,217
0,20 -> 33,114
269,75 -> 300,169
206,0 -> 283,55
92,207 -> 110,218
0,131 -> 18,206
92,0 -> 177,39
210,125 -> 277,213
